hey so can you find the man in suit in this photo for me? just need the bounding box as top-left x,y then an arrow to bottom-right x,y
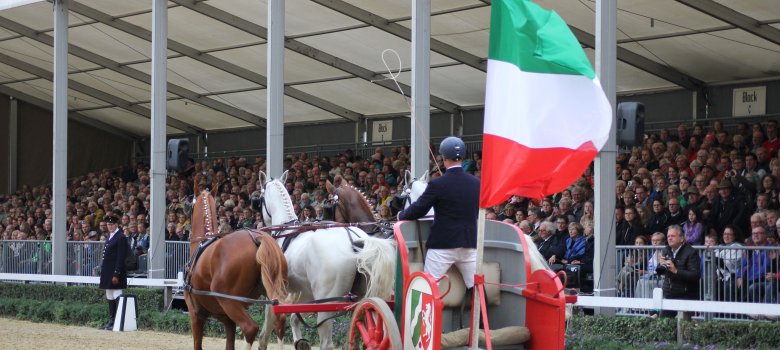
99,215 -> 129,330
398,136 -> 480,289
657,224 -> 700,318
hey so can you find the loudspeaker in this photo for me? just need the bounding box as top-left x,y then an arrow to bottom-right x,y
167,139 -> 189,171
617,102 -> 645,147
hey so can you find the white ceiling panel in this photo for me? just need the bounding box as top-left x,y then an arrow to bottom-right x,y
208,0 -> 362,37
4,79 -> 51,102
295,78 -> 410,115
399,6 -> 491,59
131,56 -> 261,95
395,64 -> 486,107
0,1 -> 88,31
75,1 -> 154,18
210,44 -> 351,85
297,27 -> 456,72
79,107 -> 182,135
123,6 -> 261,52
0,37 -> 100,72
160,99 -> 254,130
342,0 -> 481,21
716,0 -> 780,22
621,29 -> 780,83
68,23 -> 152,63
69,69 -> 151,103
0,61 -> 35,83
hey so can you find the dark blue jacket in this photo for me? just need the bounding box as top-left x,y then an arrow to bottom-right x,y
399,167 -> 480,249
99,229 -> 128,289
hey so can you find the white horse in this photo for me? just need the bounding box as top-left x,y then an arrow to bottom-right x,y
257,171 -> 396,350
401,170 -> 550,273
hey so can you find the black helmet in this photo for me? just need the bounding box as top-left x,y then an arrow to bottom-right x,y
439,137 -> 466,161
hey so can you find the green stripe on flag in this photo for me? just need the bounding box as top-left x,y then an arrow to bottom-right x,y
489,0 -> 595,79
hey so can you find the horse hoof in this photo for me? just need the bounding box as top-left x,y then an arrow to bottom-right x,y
294,338 -> 311,350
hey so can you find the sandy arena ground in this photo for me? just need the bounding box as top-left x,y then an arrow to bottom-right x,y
0,317 -> 303,350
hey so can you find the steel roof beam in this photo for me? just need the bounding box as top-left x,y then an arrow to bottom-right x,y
0,84 -> 140,139
68,1 -> 362,123
0,16 -> 267,128
569,26 -> 705,91
0,51 -> 202,134
310,0 -> 486,72
170,0 -> 461,114
676,0 -> 780,46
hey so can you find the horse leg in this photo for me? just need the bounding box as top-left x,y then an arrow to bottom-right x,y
290,312 -> 305,347
316,312 -> 335,350
217,316 -> 236,350
189,309 -> 207,350
257,305 -> 279,350
219,301 -> 259,350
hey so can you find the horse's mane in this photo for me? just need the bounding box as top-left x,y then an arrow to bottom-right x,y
338,184 -> 375,214
268,179 -> 297,222
190,191 -> 217,247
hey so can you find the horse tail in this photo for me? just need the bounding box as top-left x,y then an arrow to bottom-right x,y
255,233 -> 289,302
523,237 -> 551,272
356,237 -> 396,300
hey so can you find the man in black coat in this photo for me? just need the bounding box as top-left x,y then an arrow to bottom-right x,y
99,215 -> 128,330
398,136 -> 480,289
709,179 -> 749,234
657,224 -> 700,318
536,221 -> 566,265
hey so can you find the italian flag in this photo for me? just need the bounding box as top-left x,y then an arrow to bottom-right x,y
480,0 -> 612,207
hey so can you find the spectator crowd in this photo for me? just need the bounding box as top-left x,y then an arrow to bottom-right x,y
3,120 -> 780,305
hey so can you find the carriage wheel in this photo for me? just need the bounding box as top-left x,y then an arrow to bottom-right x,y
348,297 -> 401,350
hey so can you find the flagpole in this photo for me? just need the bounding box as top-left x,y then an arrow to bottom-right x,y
471,208 -> 486,350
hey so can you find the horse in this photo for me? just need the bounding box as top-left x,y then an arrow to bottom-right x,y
325,178 -> 376,224
324,178 -> 395,236
398,170 -> 549,273
185,191 -> 289,350
258,171 -> 396,350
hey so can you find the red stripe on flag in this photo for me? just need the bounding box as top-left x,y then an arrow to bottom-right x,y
479,134 -> 597,207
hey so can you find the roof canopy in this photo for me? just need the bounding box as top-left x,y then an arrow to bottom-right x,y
0,0 -> 778,137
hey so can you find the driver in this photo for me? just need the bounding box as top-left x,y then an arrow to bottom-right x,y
397,136 -> 480,288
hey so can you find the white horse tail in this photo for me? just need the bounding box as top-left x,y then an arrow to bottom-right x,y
522,237 -> 551,273
355,237 -> 396,300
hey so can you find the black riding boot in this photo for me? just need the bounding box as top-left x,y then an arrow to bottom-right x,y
102,299 -> 117,330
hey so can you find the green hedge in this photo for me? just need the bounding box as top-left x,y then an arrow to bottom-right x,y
0,283 -> 163,311
0,281 -> 353,346
566,315 -> 780,349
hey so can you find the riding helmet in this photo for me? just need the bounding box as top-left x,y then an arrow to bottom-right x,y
439,136 -> 466,161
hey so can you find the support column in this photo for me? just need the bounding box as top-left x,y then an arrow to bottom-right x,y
594,0 -> 617,314
149,0 -> 167,279
266,0 -> 284,178
411,0 -> 431,178
51,0 -> 68,275
8,97 -> 17,192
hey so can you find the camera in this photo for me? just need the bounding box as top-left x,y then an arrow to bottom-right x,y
655,255 -> 671,274
725,169 -> 736,178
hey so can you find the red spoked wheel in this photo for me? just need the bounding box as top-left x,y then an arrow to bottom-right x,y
348,297 -> 401,350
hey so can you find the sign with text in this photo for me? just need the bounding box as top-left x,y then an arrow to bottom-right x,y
732,86 -> 766,117
372,120 -> 393,144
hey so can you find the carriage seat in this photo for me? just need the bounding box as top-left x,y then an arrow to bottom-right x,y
408,262 -> 501,308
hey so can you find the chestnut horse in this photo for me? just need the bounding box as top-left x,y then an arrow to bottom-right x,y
326,179 -> 377,225
185,191 -> 288,350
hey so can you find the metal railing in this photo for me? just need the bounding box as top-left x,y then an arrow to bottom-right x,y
613,245 -> 780,319
0,240 -> 190,278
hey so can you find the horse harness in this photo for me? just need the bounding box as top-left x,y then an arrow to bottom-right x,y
184,229 -> 279,306
258,221 -> 367,253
